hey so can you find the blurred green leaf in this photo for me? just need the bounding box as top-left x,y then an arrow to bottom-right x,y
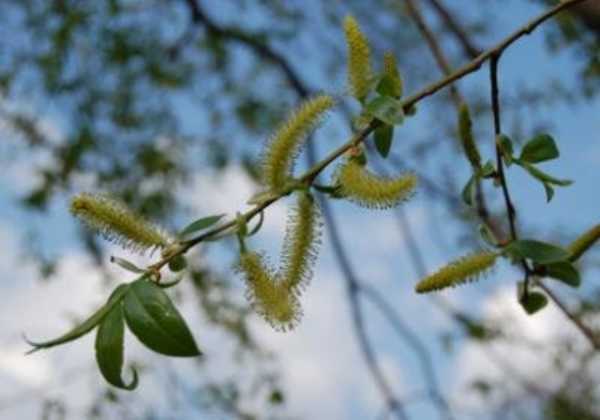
544,261 -> 581,288
178,214 -> 226,239
365,95 -> 404,125
374,123 -> 394,158
505,239 -> 570,264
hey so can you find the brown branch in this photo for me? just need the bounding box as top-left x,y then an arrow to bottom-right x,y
425,0 -> 481,59
402,0 -> 463,108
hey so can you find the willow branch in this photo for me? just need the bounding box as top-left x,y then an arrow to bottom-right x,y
149,0 -> 586,275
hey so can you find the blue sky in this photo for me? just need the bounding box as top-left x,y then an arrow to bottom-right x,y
1,1 -> 599,419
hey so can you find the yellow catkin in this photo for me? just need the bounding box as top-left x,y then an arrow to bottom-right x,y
70,193 -> 170,253
335,158 -> 417,209
237,252 -> 302,332
279,192 -> 322,294
383,52 -> 403,98
344,15 -> 373,102
457,102 -> 482,170
261,95 -> 335,191
567,224 -> 600,262
415,252 -> 498,293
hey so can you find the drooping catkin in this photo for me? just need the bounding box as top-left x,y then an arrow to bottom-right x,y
70,193 -> 170,253
335,158 -> 417,209
279,192 -> 322,294
237,252 -> 301,332
457,102 -> 482,170
383,52 -> 403,98
567,224 -> 600,262
415,252 -> 498,293
261,95 -> 335,191
344,15 -> 373,102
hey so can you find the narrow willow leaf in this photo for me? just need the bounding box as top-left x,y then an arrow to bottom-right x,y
110,256 -> 145,274
520,162 -> 572,186
505,239 -> 570,264
123,279 -> 201,357
177,214 -> 225,239
25,284 -> 130,353
567,224 -> 600,262
95,302 -> 138,390
415,252 -> 498,293
461,174 -> 477,207
377,52 -> 402,98
519,134 -> 559,163
374,123 -> 394,158
365,95 -> 404,126
543,261 -> 581,288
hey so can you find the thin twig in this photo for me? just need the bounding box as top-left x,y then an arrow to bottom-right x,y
403,0 -> 462,108
425,0 -> 481,59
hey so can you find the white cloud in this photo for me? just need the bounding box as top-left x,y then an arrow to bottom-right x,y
450,284 -> 587,412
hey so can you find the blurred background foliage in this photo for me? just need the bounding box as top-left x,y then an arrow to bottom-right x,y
1,0 -> 599,419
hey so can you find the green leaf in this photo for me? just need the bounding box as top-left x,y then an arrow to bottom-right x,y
365,95 -> 404,126
497,134 -> 514,165
177,214 -> 225,239
168,255 -> 187,272
519,134 -> 559,163
479,160 -> 496,178
123,279 -> 201,357
479,224 -> 498,247
543,183 -> 555,202
461,174 -> 477,207
376,74 -> 400,98
543,261 -> 581,288
95,301 -> 138,390
110,256 -> 145,274
520,291 -> 548,315
25,284 -> 130,353
505,239 -> 570,264
374,124 -> 394,158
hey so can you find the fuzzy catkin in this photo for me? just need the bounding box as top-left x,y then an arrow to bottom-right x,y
70,193 -> 169,253
383,52 -> 403,98
415,252 -> 498,293
458,102 -> 482,170
568,224 -> 600,262
238,252 -> 301,332
261,95 -> 334,191
335,159 -> 417,209
344,16 -> 373,102
279,192 -> 322,294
